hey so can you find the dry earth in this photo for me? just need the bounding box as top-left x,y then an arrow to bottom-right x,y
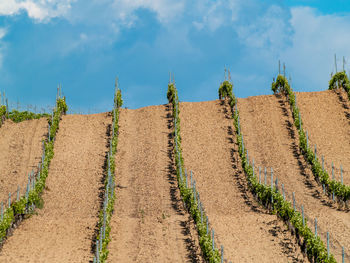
238,94 -> 350,262
0,114 -> 110,262
179,100 -> 305,263
296,89 -> 350,185
108,105 -> 203,262
0,118 -> 47,205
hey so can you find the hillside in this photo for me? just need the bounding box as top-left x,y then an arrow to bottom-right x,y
296,89 -> 350,184
179,100 -> 304,262
1,89 -> 350,262
0,119 -> 47,204
238,93 -> 350,262
108,105 -> 202,262
0,114 -> 110,262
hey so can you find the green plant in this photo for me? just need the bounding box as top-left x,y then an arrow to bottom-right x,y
115,89 -> 123,108
232,105 -> 336,263
0,97 -> 66,243
168,82 -> 221,263
218,80 -> 236,108
271,75 -> 290,94
329,71 -> 350,100
94,89 -> 121,263
272,74 -> 350,202
0,105 -> 6,126
8,110 -> 50,123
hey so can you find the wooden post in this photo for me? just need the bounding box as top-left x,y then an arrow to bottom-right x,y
212,229 -> 215,251
252,159 -> 255,177
259,167 -> 261,184
322,156 -> 324,171
335,54 -> 338,73
315,218 -> 317,236
341,165 -> 343,184
293,192 -> 295,211
221,245 -> 224,263
279,60 -> 281,75
302,205 -> 305,226
206,216 -> 209,235
327,232 -> 329,259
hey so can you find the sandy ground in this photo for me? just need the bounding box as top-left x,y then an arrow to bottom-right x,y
108,105 -> 203,263
296,89 -> 350,185
0,113 -> 110,262
0,118 -> 48,205
179,100 -> 305,263
238,94 -> 350,262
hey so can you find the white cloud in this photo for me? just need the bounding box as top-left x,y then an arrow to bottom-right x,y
0,27 -> 6,68
191,0 -> 240,31
236,5 -> 292,51
111,0 -> 185,25
283,7 -> 350,90
0,0 -> 75,21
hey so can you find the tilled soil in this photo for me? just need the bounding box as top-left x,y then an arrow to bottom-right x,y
179,100 -> 305,263
238,94 -> 350,262
0,118 -> 48,205
108,105 -> 202,262
0,113 -> 110,262
296,89 -> 350,184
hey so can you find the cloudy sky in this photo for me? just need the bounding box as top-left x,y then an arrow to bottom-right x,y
0,1 -> 349,111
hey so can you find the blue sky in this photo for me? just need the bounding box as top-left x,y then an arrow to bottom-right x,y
0,1 -> 349,112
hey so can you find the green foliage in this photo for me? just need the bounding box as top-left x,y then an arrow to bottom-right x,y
0,105 -> 6,118
218,80 -> 232,99
329,71 -> 350,100
218,80 -> 236,107
96,93 -> 121,262
116,89 -> 123,108
8,110 -> 50,123
231,107 -> 336,262
167,83 -> 178,105
271,75 -> 290,94
0,97 -> 66,243
167,83 -> 221,262
276,75 -> 350,202
0,105 -> 6,126
49,98 -> 67,141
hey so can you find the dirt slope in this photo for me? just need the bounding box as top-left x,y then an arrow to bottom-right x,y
0,118 -> 48,204
179,100 -> 305,263
238,94 -> 350,262
108,105 -> 202,262
296,89 -> 350,184
0,114 -> 110,262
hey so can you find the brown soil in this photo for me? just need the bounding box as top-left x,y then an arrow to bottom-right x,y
179,100 -> 305,263
238,94 -> 350,262
108,105 -> 203,263
0,113 -> 110,262
296,89 -> 350,184
0,118 -> 48,204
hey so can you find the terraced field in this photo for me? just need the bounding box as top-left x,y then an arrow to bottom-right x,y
0,85 -> 349,262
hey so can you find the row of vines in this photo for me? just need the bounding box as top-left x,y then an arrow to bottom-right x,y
93,84 -> 123,263
167,82 -> 224,262
272,75 -> 350,202
0,94 -> 67,244
220,79 -> 336,262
